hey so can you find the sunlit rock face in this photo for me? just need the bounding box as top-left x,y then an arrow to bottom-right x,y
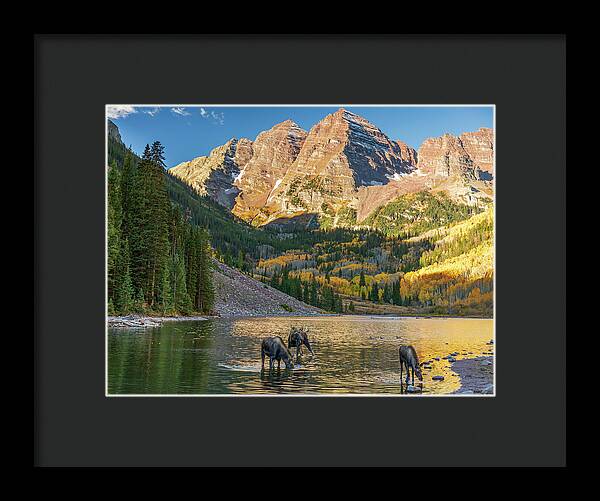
417,128 -> 494,180
232,120 -> 307,223
414,128 -> 494,206
338,108 -> 416,185
355,128 -> 494,219
396,140 -> 418,167
460,127 -> 494,175
289,108 -> 415,186
418,134 -> 475,178
170,138 -> 253,209
262,109 -> 417,223
168,109 -> 494,226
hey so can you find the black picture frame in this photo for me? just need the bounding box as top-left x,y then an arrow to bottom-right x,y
34,34 -> 566,467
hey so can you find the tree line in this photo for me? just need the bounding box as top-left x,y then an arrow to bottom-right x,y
262,266 -> 345,313
108,142 -> 214,316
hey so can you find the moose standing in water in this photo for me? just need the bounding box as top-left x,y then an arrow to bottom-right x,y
287,326 -> 314,362
261,336 -> 295,370
399,345 -> 423,386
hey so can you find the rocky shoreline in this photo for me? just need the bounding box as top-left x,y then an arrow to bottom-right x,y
107,311 -> 324,328
107,315 -> 209,328
451,356 -> 494,395
107,311 -> 491,328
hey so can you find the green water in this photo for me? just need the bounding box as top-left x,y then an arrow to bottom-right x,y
107,316 -> 493,395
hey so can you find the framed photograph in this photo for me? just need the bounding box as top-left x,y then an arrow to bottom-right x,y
105,104 -> 496,397
35,34 -> 565,467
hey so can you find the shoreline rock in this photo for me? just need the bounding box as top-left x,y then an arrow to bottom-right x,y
107,315 -> 209,328
451,356 -> 494,395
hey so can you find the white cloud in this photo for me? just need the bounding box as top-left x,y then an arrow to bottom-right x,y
106,105 -> 138,119
143,107 -> 160,117
171,107 -> 191,116
211,111 -> 225,125
199,107 -> 224,125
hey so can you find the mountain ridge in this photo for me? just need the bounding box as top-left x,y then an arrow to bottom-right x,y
168,108 -> 493,228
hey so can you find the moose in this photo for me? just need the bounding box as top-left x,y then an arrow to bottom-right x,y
287,326 -> 314,361
399,345 -> 423,386
261,336 -> 295,370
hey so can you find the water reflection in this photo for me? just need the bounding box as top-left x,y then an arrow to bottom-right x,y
108,316 -> 493,395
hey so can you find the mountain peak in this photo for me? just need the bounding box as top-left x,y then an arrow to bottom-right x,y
328,108 -> 379,132
268,119 -> 305,137
276,118 -> 299,128
332,107 -> 361,120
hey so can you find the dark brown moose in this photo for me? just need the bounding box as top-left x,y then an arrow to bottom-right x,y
287,326 -> 314,361
261,336 -> 295,370
399,345 -> 423,386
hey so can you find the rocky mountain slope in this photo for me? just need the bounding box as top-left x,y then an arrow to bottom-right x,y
169,109 -> 493,228
108,119 -> 123,144
418,128 -> 493,202
212,260 -> 323,316
417,128 -> 493,182
355,127 -> 494,218
459,128 -> 494,175
170,138 -> 253,208
261,109 -> 417,226
232,120 -> 307,222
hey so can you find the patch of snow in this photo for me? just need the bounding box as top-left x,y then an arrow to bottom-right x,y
233,167 -> 246,183
386,167 -> 426,181
386,172 -> 405,181
266,179 -> 283,202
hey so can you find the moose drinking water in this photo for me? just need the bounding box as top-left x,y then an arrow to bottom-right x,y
399,345 -> 423,386
287,326 -> 314,361
261,336 -> 295,370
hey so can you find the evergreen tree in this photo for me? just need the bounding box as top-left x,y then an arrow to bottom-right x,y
270,272 -> 279,288
170,252 -> 192,314
370,281 -> 379,303
194,229 -> 214,314
392,280 -> 401,305
159,259 -> 174,315
107,163 -> 122,301
114,239 -> 134,314
383,283 -> 391,304
334,294 -> 342,313
119,150 -> 137,241
133,288 -> 146,313
129,143 -> 171,306
322,286 -> 335,312
310,277 -> 318,306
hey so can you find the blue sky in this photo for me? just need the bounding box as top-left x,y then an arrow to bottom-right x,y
107,105 -> 494,168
